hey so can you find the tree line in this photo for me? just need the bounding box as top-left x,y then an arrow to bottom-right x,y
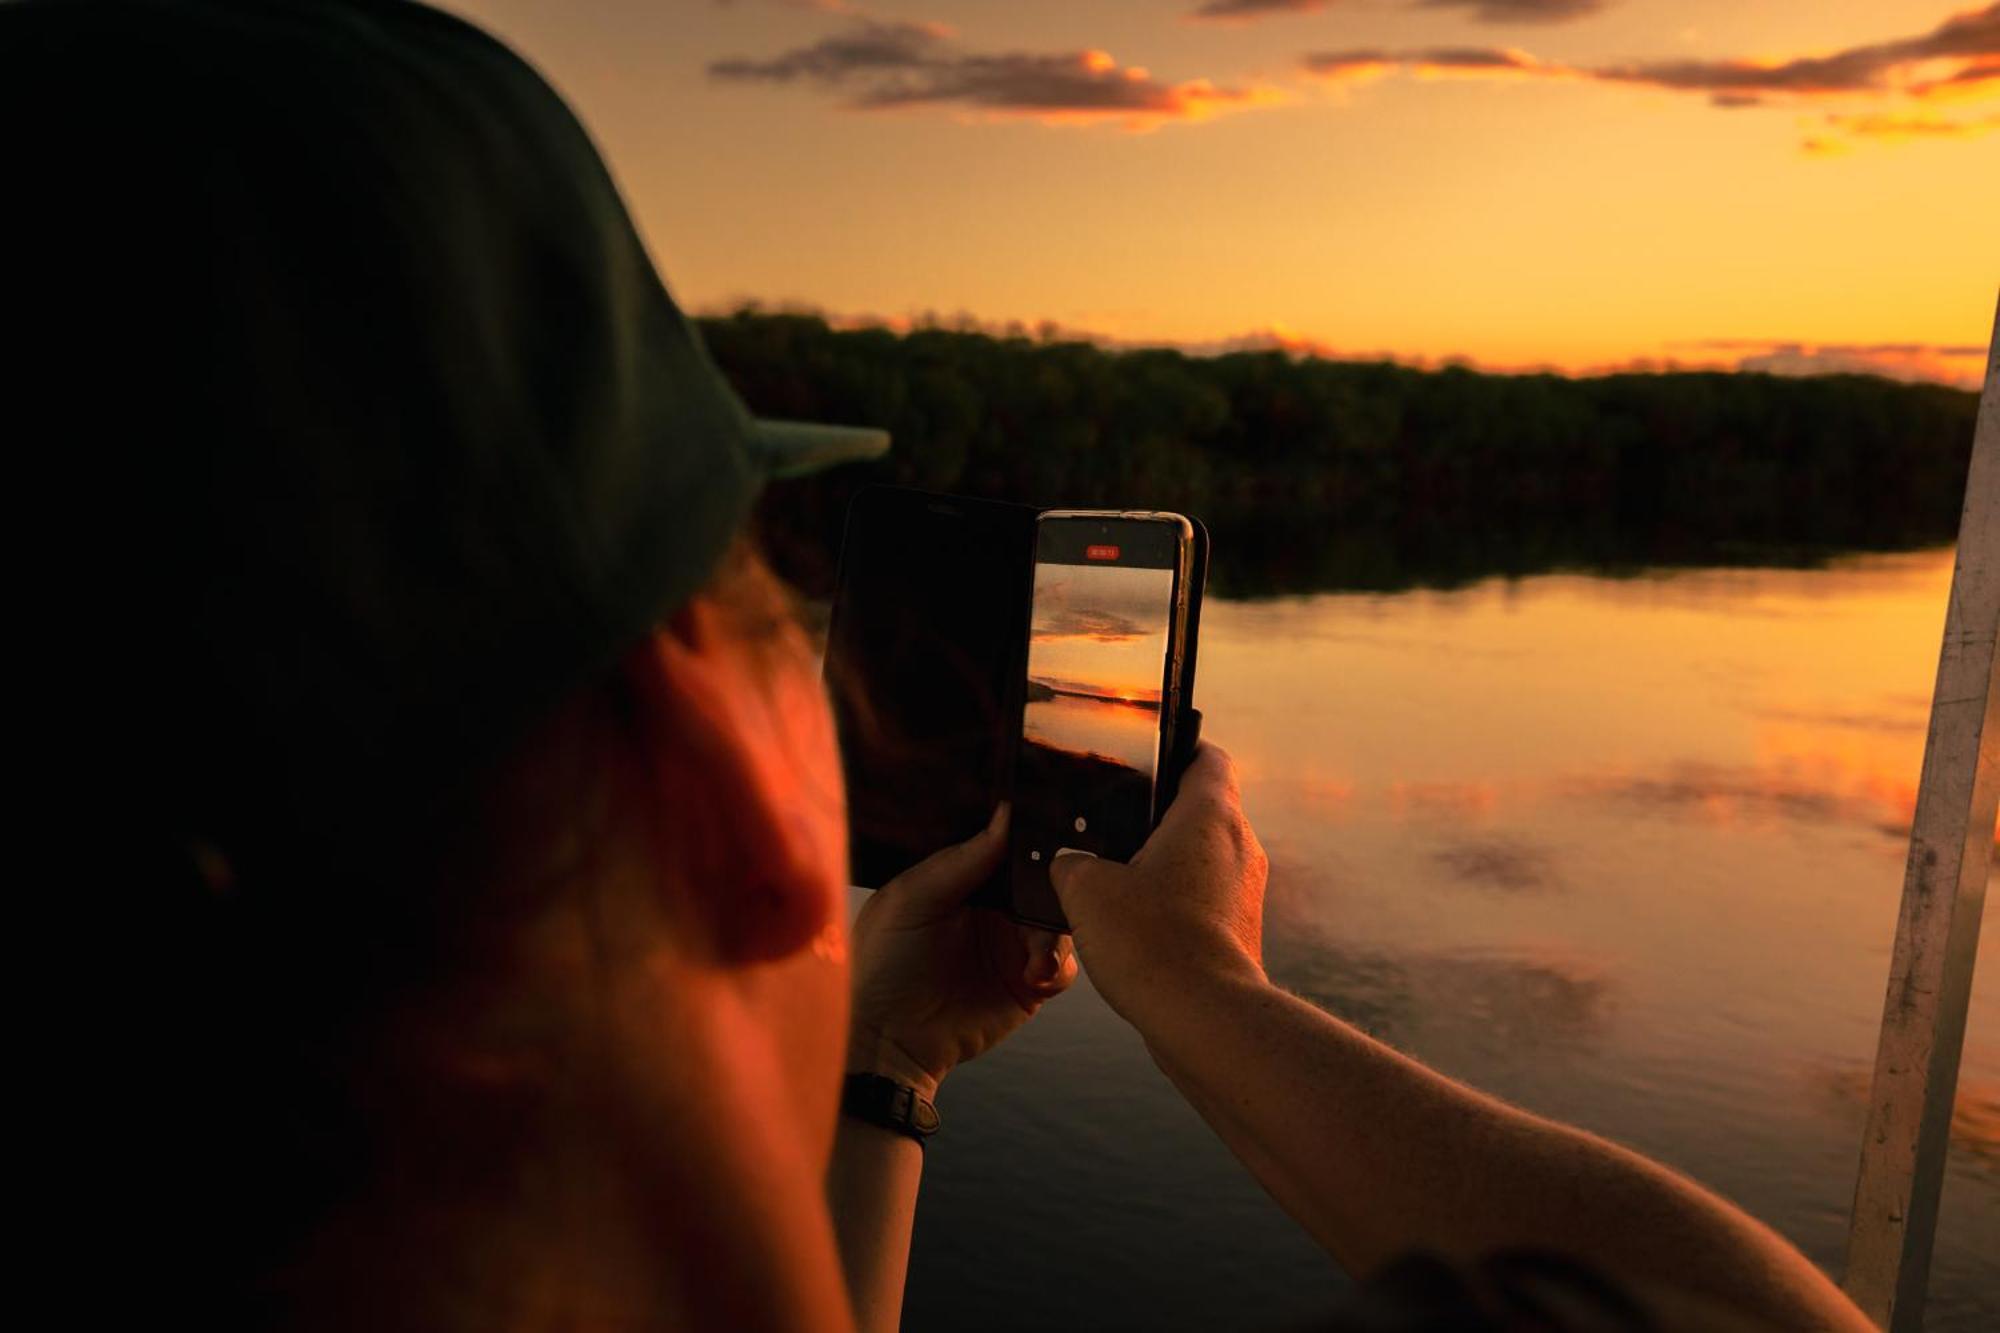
700,310 -> 1983,598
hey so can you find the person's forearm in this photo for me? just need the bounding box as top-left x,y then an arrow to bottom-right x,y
825,1116 -> 924,1333
1132,969 -> 1870,1332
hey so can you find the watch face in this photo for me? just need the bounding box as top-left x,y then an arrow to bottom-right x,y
911,1098 -> 941,1136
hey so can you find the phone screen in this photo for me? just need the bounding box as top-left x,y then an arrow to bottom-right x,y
1009,514 -> 1187,924
826,490 -> 1035,893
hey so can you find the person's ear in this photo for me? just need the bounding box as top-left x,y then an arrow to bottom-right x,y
617,600 -> 844,966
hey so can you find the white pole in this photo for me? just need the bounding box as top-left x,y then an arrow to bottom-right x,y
1843,291 -> 2000,1331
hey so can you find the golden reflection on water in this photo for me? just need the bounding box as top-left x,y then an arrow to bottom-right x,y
1814,1065 -> 2000,1170
1195,547 -> 1996,1314
1210,549 -> 1971,866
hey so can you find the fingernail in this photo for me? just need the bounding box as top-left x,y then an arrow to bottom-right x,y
1027,932 -> 1068,984
1049,847 -> 1095,882
987,802 -> 1010,835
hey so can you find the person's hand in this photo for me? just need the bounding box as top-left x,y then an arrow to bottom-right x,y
847,804 -> 1077,1100
1047,743 -> 1268,1028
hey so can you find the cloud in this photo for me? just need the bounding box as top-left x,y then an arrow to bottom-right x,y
1189,0 -> 1603,24
1033,608 -> 1146,642
1675,338 -> 1989,389
711,19 -> 1286,128
1913,57 -> 2000,97
1301,4 -> 2000,151
715,0 -> 877,14
1816,108 -> 2000,145
1187,0 -> 1334,22
1197,331 -> 1991,388
1543,2 -> 2000,97
708,18 -> 944,82
1305,44 -> 1555,83
1297,48 -> 1397,81
1412,46 -> 1546,70
1415,0 -> 1606,24
1591,14 -> 1991,98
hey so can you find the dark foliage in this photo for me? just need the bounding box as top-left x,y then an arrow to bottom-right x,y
703,311 -> 1982,598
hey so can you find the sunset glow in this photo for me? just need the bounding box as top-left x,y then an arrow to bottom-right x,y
1028,562 -> 1175,712
447,0 -> 1996,386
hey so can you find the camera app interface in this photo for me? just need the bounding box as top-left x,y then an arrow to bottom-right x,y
1011,523 -> 1176,915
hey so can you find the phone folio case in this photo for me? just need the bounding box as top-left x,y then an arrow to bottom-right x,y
1160,515 -> 1208,818
828,486 -> 1210,928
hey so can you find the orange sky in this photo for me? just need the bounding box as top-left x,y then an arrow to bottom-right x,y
446,0 -> 1998,386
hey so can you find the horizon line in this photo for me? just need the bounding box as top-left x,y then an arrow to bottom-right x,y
698,301 -> 1988,392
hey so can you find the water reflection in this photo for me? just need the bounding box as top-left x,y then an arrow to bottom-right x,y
1430,835 -> 1563,894
1385,779 -> 1505,821
1811,1065 -> 2000,1176
1562,760 -> 1913,844
1271,938 -> 1614,1056
904,548 -> 1998,1332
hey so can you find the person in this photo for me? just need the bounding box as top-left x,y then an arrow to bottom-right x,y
11,2 -> 1879,1329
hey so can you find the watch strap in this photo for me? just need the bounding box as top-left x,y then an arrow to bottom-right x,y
841,1072 -> 941,1145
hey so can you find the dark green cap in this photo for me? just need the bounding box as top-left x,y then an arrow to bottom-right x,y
6,0 -> 886,865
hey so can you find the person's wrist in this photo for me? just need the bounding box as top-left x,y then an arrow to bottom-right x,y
845,1027 -> 945,1103
1118,941 -> 1269,1044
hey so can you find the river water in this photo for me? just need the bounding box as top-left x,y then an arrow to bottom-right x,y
883,548 -> 1998,1331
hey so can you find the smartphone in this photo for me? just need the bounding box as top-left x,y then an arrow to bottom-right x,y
1006,511 -> 1195,929
824,487 -> 1037,898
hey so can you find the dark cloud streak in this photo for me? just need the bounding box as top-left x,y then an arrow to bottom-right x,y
1408,46 -> 1543,69
1033,608 -> 1146,643
1300,4 -> 2000,150
1300,49 -> 1392,76
1583,2 -> 2000,96
707,19 -> 937,83
1187,0 -> 1333,22
1304,5 -> 2000,96
1189,0 -> 1603,24
710,19 -> 1277,124
855,54 -> 1188,113
1674,338 -> 1989,388
1416,0 -> 1606,24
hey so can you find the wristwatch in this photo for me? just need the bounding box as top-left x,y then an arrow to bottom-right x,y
841,1073 -> 941,1145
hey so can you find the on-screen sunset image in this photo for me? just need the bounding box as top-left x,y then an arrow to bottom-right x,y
1023,560 -> 1174,773
1008,552 -> 1179,928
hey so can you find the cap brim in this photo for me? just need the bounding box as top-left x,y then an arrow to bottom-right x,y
748,418 -> 891,481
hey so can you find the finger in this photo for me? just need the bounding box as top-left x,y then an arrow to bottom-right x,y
1019,927 -> 1062,981
1048,846 -> 1113,912
1015,927 -> 1077,1002
1171,742 -> 1240,807
1145,743 -> 1242,842
1026,941 -> 1078,999
881,802 -> 1009,918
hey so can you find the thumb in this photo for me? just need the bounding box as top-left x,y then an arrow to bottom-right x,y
1048,846 -> 1115,911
